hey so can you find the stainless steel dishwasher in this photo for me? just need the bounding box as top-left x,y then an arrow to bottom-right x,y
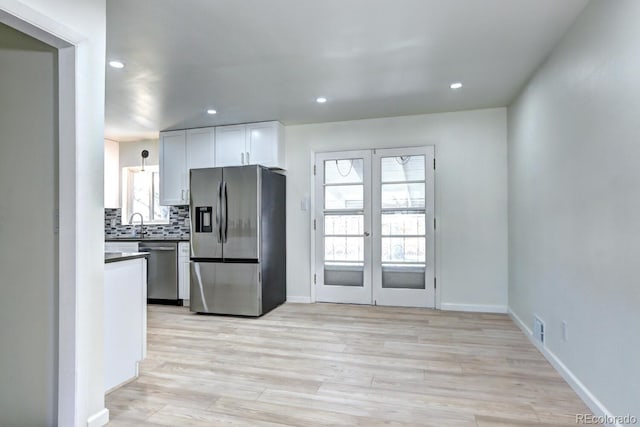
139,241 -> 180,305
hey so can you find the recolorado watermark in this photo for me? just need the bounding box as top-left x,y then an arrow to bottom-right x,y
576,414 -> 637,425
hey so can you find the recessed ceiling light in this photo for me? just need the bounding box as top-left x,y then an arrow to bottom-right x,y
109,60 -> 125,69
450,82 -> 463,89
316,97 -> 327,103
206,109 -> 217,115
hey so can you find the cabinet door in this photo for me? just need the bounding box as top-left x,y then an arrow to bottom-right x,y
215,124 -> 246,167
178,242 -> 190,300
186,128 -> 215,201
246,121 -> 284,168
179,258 -> 190,301
186,127 -> 215,171
159,130 -> 187,205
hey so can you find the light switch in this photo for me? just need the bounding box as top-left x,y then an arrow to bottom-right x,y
300,196 -> 310,211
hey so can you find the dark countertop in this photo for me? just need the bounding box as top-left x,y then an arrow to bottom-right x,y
104,252 -> 150,264
105,237 -> 189,242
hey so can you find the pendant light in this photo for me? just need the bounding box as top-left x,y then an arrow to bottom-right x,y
141,149 -> 149,171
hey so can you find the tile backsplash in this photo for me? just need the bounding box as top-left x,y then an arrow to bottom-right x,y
105,206 -> 190,239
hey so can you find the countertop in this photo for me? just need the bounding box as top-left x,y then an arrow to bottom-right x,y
104,252 -> 150,264
105,237 -> 189,242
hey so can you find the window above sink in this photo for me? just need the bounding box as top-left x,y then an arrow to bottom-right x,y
122,165 -> 170,225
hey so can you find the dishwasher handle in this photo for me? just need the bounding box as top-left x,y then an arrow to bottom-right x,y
139,246 -> 176,251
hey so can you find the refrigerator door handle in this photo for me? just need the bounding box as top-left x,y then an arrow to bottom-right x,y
222,180 -> 229,242
216,181 -> 222,243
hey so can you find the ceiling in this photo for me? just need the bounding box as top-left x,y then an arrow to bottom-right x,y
105,0 -> 588,142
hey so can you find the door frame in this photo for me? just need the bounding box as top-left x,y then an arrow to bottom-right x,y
1,4 -> 106,426
310,146 -> 439,308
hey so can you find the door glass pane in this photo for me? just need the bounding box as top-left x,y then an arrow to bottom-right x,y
325,159 -> 364,184
381,183 -> 425,208
381,237 -> 425,264
325,265 -> 364,287
325,215 -> 364,235
153,172 -> 170,221
131,170 -> 151,221
325,185 -> 363,209
381,213 -> 425,235
325,237 -> 364,264
381,155 -> 425,182
382,266 -> 425,289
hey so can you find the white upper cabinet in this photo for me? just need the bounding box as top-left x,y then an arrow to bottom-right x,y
187,127 -> 215,171
160,127 -> 215,205
215,121 -> 285,169
214,124 -> 246,167
160,122 -> 284,205
159,130 -> 187,206
246,122 -> 285,168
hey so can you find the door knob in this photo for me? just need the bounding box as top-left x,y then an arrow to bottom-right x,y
364,231 -> 370,237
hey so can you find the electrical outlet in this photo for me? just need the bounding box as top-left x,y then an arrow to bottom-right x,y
110,218 -> 117,227
533,315 -> 545,345
562,321 -> 568,342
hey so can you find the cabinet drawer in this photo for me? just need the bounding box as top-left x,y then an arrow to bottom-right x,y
105,242 -> 139,253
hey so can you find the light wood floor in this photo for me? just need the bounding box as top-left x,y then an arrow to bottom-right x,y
106,303 -> 595,426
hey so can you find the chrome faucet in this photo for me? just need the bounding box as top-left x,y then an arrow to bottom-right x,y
129,212 -> 146,237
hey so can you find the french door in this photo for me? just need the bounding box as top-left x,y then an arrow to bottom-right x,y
315,147 -> 435,308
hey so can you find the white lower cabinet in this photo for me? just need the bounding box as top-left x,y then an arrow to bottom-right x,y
178,242 -> 190,302
104,257 -> 147,392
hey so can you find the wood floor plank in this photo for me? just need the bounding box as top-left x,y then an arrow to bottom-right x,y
106,303 -> 598,426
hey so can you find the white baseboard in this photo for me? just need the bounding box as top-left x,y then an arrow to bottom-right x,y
87,408 -> 109,427
508,308 -> 621,427
440,303 -> 507,313
286,296 -> 312,303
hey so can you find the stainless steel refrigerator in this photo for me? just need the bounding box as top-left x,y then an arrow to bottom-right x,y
189,165 -> 286,316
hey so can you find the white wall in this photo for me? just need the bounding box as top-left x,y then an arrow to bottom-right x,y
508,0 -> 640,419
285,108 -> 508,310
119,139 -> 159,172
105,139 -> 160,208
104,139 -> 120,208
0,23 -> 58,426
0,0 -> 107,425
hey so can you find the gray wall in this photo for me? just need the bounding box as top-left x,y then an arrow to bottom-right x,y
0,23 -> 58,425
508,0 -> 640,418
286,108 -> 509,310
